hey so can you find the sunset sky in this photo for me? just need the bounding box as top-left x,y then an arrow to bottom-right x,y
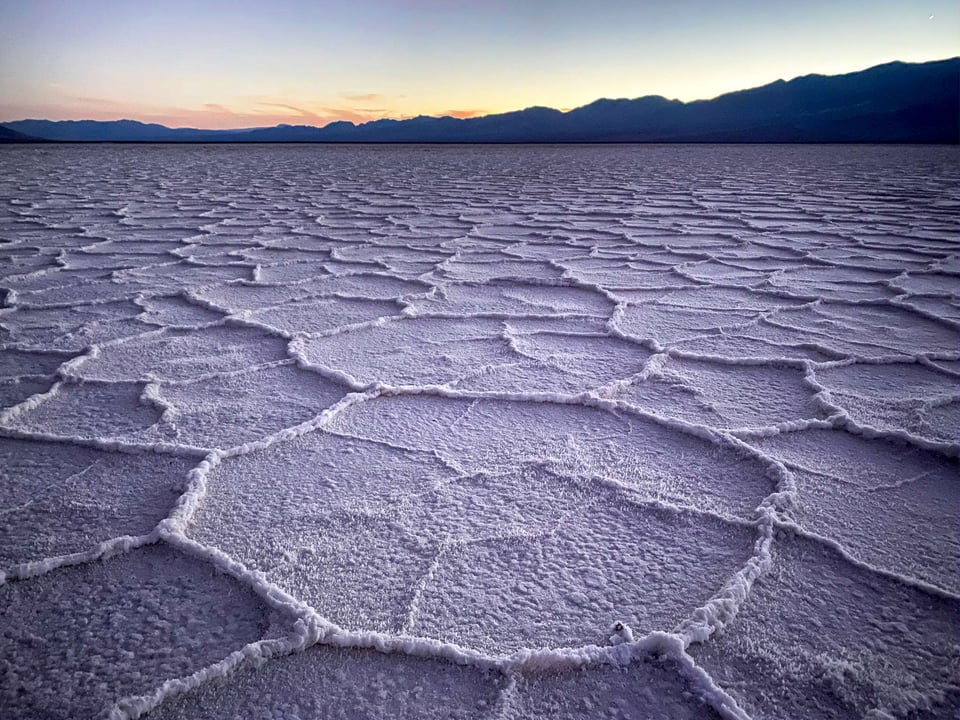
1,0 -> 958,129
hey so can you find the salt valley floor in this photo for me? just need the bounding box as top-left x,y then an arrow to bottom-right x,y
0,145 -> 958,720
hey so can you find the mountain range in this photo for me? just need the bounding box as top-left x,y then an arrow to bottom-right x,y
3,58 -> 958,143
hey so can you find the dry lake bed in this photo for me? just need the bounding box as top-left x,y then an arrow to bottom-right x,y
1,144 -> 958,719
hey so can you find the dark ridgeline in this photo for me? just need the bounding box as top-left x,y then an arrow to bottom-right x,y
3,58 -> 959,143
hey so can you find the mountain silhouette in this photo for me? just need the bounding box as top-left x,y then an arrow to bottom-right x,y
4,58 -> 958,143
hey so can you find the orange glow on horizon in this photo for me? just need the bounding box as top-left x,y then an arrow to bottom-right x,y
0,103 -> 387,130
440,109 -> 487,119
0,99 -> 507,129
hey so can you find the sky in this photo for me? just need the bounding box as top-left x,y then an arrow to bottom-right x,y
1,0 -> 958,129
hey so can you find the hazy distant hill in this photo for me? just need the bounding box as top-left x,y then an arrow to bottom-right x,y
0,125 -> 44,143
0,119 -> 250,143
5,58 -> 959,143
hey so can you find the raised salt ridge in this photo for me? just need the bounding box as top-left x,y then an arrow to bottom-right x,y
0,144 -> 958,719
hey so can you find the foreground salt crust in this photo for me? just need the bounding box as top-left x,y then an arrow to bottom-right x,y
0,144 -> 958,719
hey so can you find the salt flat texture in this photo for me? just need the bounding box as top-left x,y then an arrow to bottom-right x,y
0,144 -> 958,720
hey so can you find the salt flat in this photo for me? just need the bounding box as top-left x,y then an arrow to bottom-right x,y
0,144 -> 958,720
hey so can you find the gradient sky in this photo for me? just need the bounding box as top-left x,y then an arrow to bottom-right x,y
1,0 -> 958,129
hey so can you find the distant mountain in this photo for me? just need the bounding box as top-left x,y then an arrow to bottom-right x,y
5,58 -> 959,143
0,119 -> 249,143
0,125 -> 44,143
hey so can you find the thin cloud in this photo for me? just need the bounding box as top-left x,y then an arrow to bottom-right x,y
342,92 -> 385,102
258,102 -> 321,119
68,95 -> 130,108
319,107 -> 384,124
439,109 -> 487,119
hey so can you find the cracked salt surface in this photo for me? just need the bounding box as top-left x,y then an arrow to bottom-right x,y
0,144 -> 958,719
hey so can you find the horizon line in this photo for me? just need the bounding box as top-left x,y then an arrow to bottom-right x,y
4,56 -> 957,133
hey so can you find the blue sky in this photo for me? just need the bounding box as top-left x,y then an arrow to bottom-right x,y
1,0 -> 957,128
